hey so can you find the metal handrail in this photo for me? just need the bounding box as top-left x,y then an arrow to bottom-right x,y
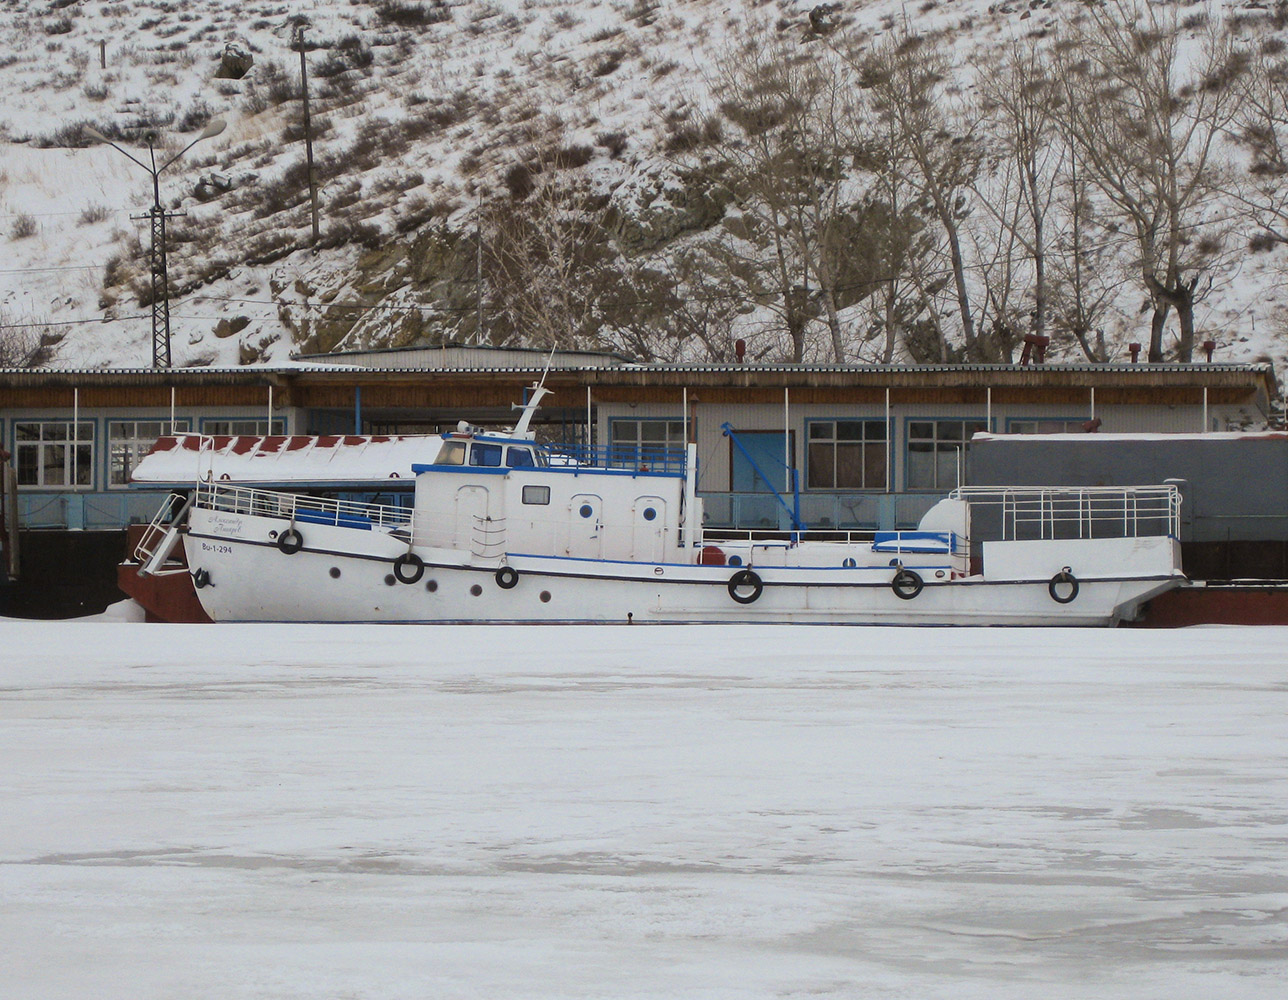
950,485 -> 1181,540
194,482 -> 413,531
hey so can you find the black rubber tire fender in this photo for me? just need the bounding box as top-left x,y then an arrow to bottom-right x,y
1049,568 -> 1079,604
891,568 -> 924,600
393,552 -> 425,585
727,568 -> 764,604
276,528 -> 304,555
495,566 -> 519,590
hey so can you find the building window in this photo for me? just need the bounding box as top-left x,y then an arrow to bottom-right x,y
14,421 -> 95,488
1008,419 -> 1088,434
906,419 -> 988,490
610,419 -> 685,467
108,420 -> 191,487
201,419 -> 286,436
806,420 -> 887,490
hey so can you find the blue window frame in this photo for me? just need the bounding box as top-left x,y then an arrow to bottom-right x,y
609,418 -> 684,468
13,419 -> 95,489
1006,418 -> 1088,434
107,418 -> 192,488
906,418 -> 989,491
199,418 -> 286,436
805,419 -> 888,490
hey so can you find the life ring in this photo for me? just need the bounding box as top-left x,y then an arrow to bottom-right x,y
192,568 -> 211,589
276,527 -> 304,554
393,552 -> 425,584
891,568 -> 924,600
727,568 -> 763,604
495,566 -> 519,589
1048,567 -> 1079,604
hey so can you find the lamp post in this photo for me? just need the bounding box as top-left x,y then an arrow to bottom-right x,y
85,118 -> 226,368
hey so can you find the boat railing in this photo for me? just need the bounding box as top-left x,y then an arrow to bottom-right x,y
543,442 -> 686,475
949,485 -> 1181,541
470,515 -> 508,557
194,481 -> 414,532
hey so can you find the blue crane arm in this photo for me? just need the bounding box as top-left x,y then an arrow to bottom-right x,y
720,423 -> 806,536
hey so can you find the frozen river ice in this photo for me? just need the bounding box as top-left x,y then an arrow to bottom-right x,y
1,622 -> 1285,999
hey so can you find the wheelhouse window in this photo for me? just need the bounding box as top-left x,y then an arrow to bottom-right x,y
201,419 -> 286,436
469,443 -> 503,467
15,421 -> 95,488
610,419 -> 685,468
806,420 -> 887,490
108,419 -> 191,487
434,440 -> 466,466
906,419 -> 988,490
505,446 -> 538,468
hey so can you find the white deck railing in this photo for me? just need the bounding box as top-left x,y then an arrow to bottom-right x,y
194,482 -> 413,531
950,485 -> 1181,541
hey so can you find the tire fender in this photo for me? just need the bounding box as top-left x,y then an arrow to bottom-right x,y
891,568 -> 924,600
727,569 -> 764,604
1049,567 -> 1079,604
393,552 -> 425,585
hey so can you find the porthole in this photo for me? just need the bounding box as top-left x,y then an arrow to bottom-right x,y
425,579 -> 438,592
842,557 -> 857,568
384,574 -> 396,586
329,567 -> 341,579
728,555 -> 743,567
643,507 -> 657,521
539,591 -> 551,603
470,584 -> 483,596
579,504 -> 594,519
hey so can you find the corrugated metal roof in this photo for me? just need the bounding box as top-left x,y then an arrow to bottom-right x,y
0,362 -> 1275,380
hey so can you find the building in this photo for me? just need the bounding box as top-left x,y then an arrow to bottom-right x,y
0,353 -> 1277,613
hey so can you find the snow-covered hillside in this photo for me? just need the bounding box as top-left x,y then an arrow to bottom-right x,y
2,0 -> 1288,374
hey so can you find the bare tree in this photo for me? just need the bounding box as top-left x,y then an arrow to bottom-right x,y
1229,37 -> 1288,249
855,29 -> 986,359
974,37 -> 1063,357
481,143 -> 613,351
1047,156 -> 1131,362
0,318 -> 55,368
704,24 -> 869,362
1054,2 -> 1243,361
843,58 -> 940,364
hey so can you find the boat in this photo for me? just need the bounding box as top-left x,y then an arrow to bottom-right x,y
120,429 -> 435,621
150,384 -> 1186,625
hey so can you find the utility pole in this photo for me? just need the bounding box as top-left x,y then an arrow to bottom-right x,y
293,21 -> 320,246
85,120 -> 226,368
475,192 -> 484,345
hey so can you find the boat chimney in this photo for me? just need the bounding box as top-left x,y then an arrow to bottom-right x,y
1128,342 -> 1141,364
735,339 -> 746,364
1034,335 -> 1049,364
1203,339 -> 1216,362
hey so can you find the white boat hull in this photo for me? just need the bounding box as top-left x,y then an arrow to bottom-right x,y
184,510 -> 1181,627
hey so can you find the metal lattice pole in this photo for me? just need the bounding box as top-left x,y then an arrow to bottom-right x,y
149,203 -> 172,369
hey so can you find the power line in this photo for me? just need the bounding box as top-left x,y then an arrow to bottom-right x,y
0,264 -> 108,274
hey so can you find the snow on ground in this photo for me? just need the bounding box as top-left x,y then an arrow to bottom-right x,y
1,622 -> 1285,999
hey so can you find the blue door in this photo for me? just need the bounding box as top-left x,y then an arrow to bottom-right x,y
730,431 -> 794,529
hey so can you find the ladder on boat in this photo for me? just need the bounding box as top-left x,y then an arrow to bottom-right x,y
133,493 -> 194,577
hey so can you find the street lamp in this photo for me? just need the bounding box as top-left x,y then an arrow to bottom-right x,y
85,118 -> 226,368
